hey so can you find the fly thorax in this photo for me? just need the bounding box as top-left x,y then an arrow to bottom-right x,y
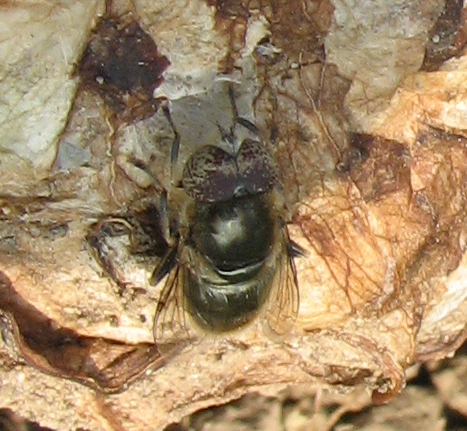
191,193 -> 275,271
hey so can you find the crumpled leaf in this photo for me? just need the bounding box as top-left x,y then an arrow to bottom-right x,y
2,0 -> 467,430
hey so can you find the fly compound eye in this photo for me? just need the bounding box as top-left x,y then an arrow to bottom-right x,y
237,139 -> 278,194
182,145 -> 237,202
182,140 -> 278,203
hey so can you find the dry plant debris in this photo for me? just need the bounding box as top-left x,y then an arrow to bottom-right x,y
1,0 -> 467,430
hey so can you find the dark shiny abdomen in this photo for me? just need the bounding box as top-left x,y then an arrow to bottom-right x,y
185,193 -> 277,332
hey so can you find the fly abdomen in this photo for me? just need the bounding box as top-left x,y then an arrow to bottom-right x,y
184,261 -> 276,332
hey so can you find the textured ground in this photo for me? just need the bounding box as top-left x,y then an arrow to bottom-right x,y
2,0 -> 467,430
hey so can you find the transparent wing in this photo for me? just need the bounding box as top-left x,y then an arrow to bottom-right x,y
263,228 -> 300,337
152,261 -> 197,348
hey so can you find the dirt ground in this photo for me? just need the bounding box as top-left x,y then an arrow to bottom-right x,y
163,345 -> 467,431
3,343 -> 467,430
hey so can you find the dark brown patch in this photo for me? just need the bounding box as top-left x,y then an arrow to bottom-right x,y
0,408 -> 56,431
78,17 -> 170,122
86,208 -> 169,296
345,134 -> 411,202
129,204 -> 170,256
422,0 -> 467,71
206,0 -> 333,69
86,219 -> 132,296
206,0 -> 249,20
266,0 -> 333,62
336,145 -> 369,173
0,271 -> 162,393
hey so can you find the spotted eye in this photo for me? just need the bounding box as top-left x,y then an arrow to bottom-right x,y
237,139 -> 278,194
182,145 -> 237,202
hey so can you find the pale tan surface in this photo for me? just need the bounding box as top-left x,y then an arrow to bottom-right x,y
1,0 -> 467,430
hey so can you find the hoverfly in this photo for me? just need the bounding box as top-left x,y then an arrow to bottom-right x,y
151,86 -> 301,345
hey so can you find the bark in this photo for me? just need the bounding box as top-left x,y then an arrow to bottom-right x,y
1,0 -> 467,429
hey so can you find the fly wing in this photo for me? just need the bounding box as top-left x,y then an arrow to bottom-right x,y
152,249 -> 197,349
262,228 -> 300,337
